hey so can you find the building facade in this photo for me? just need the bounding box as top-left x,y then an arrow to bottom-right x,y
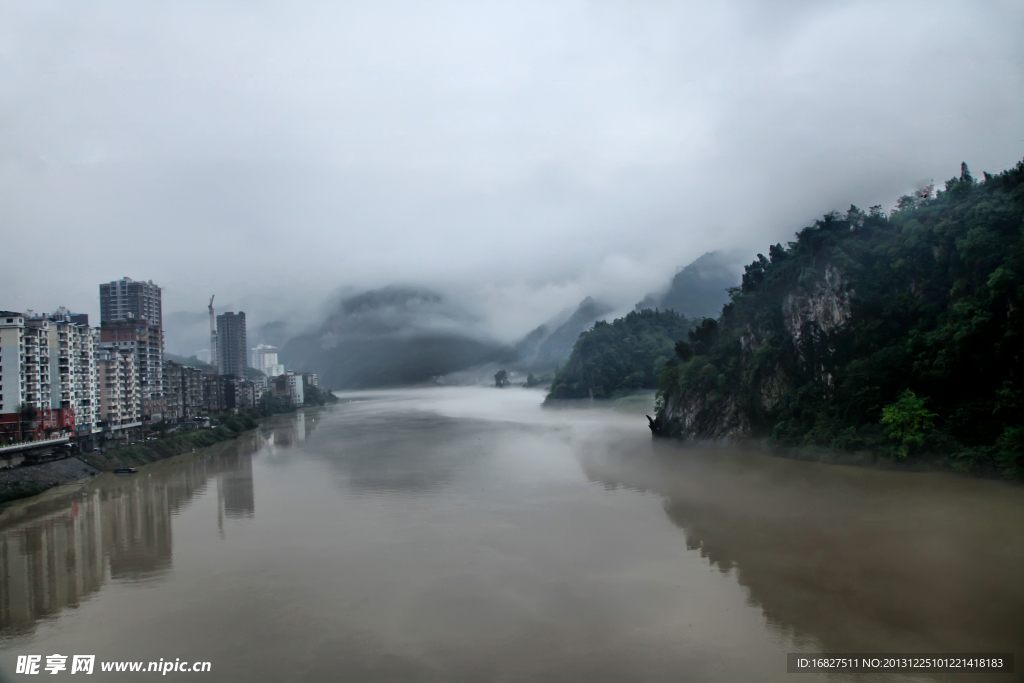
99,278 -> 164,421
163,361 -> 205,421
216,312 -> 247,378
99,321 -> 164,420
37,309 -> 99,435
96,347 -> 141,432
0,312 -> 74,443
272,371 -> 304,407
99,278 -> 162,328
249,344 -> 279,376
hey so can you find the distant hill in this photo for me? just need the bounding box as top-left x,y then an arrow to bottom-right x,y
636,251 -> 740,318
546,309 -> 696,400
280,286 -> 512,389
514,296 -> 614,370
165,353 -> 214,371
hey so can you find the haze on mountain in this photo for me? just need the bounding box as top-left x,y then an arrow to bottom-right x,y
0,1 -> 1020,359
635,252 -> 742,319
282,286 -> 512,388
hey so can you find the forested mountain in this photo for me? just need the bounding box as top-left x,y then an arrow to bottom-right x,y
651,161 -> 1024,478
281,286 -> 512,388
546,309 -> 696,400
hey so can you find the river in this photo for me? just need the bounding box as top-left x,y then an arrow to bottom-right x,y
1,387 -> 1021,681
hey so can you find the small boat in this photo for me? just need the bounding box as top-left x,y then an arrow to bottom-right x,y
113,467 -> 138,474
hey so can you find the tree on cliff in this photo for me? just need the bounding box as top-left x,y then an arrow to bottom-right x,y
654,159 -> 1024,478
494,370 -> 509,388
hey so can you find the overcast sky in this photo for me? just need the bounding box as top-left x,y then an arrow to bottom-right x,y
1,0 -> 1022,351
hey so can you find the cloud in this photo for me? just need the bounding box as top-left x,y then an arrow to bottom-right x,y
1,0 -> 1021,343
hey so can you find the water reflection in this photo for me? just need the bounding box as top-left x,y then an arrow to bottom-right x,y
314,413 -> 490,494
0,418 -> 313,636
578,439 -> 1024,658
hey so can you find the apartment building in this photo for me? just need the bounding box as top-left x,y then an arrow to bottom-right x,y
163,361 -> 205,421
216,312 -> 247,378
35,309 -> 99,435
272,371 -> 304,407
99,278 -> 162,328
0,312 -> 76,443
99,320 -> 164,420
96,347 -> 141,431
99,277 -> 165,421
250,344 -> 280,377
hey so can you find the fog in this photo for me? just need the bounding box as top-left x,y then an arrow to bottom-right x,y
1,1 -> 1021,351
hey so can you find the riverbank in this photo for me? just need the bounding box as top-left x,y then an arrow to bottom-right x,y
82,425 -> 243,471
1,421 -> 252,507
0,457 -> 102,504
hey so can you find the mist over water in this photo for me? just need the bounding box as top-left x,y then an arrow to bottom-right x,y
1,388 -> 1022,681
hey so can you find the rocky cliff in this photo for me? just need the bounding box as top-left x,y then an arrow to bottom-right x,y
650,161 -> 1024,478
651,262 -> 853,441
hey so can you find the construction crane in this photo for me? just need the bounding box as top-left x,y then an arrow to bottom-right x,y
208,295 -> 218,372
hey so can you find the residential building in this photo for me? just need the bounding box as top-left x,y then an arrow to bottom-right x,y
216,312 -> 247,378
250,344 -> 279,376
35,309 -> 99,435
99,277 -> 165,421
96,347 -> 141,432
202,373 -> 228,415
225,377 -> 261,411
272,371 -> 304,407
0,312 -> 27,418
99,320 -> 164,420
0,312 -> 75,442
99,278 -> 162,327
164,361 -> 205,421
301,372 -> 318,388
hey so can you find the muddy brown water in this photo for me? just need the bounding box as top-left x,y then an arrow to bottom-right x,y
1,388 -> 1021,681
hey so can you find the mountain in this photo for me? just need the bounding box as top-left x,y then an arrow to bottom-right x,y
546,309 -> 697,400
165,353 -> 214,371
280,286 -> 511,389
515,296 -> 614,370
636,251 -> 740,318
651,160 -> 1024,478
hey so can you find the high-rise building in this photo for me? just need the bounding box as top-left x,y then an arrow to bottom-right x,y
216,312 -> 247,378
96,347 -> 141,431
249,344 -> 279,376
0,312 -> 76,443
99,321 -> 164,420
36,309 -> 99,435
99,277 -> 164,420
99,278 -> 162,327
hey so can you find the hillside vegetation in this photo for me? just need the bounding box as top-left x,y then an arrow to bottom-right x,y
651,160 -> 1024,478
546,309 -> 696,400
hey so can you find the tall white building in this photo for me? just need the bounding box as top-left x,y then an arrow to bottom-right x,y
0,312 -> 78,442
33,309 -> 100,435
0,312 -> 29,417
250,344 -> 280,376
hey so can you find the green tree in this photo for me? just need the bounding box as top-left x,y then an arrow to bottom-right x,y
525,372 -> 540,387
880,391 -> 936,458
494,370 -> 509,388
